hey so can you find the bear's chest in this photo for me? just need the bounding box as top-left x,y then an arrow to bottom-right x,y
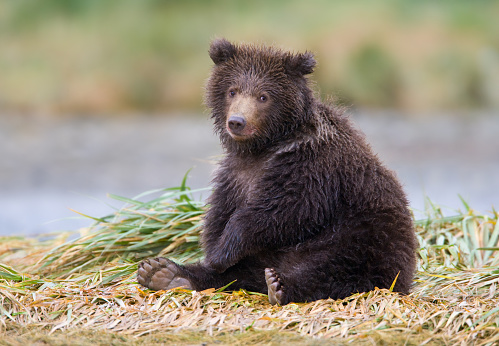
228,157 -> 267,207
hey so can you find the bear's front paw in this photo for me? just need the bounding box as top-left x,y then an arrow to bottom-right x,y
137,257 -> 193,291
204,243 -> 239,273
204,253 -> 231,273
204,229 -> 242,272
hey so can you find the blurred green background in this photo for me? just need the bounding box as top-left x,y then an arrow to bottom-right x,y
1,0 -> 499,115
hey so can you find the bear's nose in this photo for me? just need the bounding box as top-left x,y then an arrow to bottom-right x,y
228,115 -> 246,133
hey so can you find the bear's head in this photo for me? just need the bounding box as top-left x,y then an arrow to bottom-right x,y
205,38 -> 316,155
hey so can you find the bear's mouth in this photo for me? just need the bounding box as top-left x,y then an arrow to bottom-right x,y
226,127 -> 255,140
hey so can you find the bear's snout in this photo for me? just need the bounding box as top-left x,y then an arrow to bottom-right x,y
228,115 -> 247,134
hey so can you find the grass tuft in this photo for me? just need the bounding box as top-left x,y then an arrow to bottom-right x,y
34,183 -> 208,280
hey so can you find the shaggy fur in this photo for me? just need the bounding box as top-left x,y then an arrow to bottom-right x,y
137,39 -> 417,304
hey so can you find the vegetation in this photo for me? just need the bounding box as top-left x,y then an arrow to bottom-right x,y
1,178 -> 498,345
1,0 -> 498,113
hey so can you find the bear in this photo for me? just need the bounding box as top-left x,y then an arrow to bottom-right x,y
137,38 -> 417,305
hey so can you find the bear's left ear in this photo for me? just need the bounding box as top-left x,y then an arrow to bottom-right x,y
209,38 -> 237,65
285,52 -> 316,76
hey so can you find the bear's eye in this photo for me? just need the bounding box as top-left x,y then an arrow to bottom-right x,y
229,91 -> 236,97
259,95 -> 267,102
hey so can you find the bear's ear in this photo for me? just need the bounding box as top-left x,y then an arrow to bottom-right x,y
285,51 -> 316,76
209,38 -> 237,65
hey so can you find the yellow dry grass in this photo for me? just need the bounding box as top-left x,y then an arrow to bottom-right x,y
1,191 -> 498,345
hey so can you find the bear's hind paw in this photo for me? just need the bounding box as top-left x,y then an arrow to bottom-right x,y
137,257 -> 193,291
265,268 -> 287,305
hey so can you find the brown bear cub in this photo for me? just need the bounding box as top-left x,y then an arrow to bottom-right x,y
137,39 -> 417,305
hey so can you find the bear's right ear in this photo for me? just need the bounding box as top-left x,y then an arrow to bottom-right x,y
209,38 -> 237,65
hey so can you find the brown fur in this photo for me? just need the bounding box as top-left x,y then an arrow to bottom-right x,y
137,39 -> 417,304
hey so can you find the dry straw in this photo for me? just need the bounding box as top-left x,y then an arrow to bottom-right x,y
1,182 -> 498,345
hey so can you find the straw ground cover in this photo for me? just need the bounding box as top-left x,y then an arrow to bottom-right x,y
1,183 -> 499,345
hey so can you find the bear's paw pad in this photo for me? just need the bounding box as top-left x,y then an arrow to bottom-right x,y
137,257 -> 193,291
265,268 -> 286,305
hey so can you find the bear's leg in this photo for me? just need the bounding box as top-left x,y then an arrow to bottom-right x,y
137,257 -> 260,292
263,241 -> 362,305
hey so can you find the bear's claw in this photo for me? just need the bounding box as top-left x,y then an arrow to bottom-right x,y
137,257 -> 193,291
265,268 -> 287,305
